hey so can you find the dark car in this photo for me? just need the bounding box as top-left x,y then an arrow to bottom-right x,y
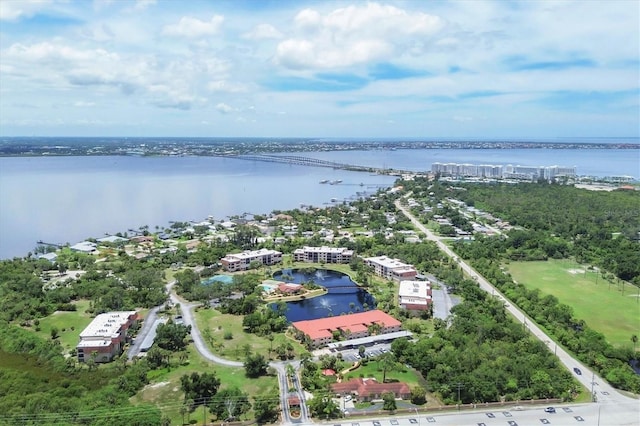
544,407 -> 556,413
573,367 -> 582,375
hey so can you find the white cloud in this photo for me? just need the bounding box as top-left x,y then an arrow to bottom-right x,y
162,15 -> 224,38
274,2 -> 444,70
74,101 -> 96,107
134,0 -> 156,11
243,23 -> 283,40
207,80 -> 247,93
0,0 -> 54,21
0,0 -> 637,137
216,103 -> 236,114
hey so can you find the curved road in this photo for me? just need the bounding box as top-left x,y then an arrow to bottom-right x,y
394,197 -> 638,412
167,282 -> 311,424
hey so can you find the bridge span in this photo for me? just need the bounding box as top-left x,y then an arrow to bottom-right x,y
217,153 -> 412,175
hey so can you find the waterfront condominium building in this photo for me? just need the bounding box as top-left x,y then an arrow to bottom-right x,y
220,248 -> 283,272
292,309 -> 403,348
362,255 -> 417,281
398,280 -> 432,311
433,162 -> 576,181
292,246 -> 354,264
76,311 -> 138,363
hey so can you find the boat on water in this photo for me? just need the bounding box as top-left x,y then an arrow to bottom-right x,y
319,179 -> 329,184
329,179 -> 342,185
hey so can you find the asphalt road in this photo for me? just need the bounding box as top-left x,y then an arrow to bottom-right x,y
166,282 -> 311,424
167,281 -> 243,367
393,197 -> 639,422
127,305 -> 160,360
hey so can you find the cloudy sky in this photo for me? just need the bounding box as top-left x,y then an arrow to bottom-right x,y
0,0 -> 638,138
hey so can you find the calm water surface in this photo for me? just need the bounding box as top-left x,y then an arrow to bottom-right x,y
1,147 -> 638,259
0,155 -> 395,259
271,269 -> 376,322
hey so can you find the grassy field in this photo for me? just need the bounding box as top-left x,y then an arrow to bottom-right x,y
131,345 -> 279,425
342,359 -> 423,387
506,259 -> 640,349
194,308 -> 307,361
33,299 -> 94,353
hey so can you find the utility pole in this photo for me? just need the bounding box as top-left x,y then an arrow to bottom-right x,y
456,382 -> 464,410
203,402 -> 207,426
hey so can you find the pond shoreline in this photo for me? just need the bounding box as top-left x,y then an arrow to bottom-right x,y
263,287 -> 328,303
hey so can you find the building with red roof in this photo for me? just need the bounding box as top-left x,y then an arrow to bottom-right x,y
331,378 -> 411,402
291,310 -> 402,348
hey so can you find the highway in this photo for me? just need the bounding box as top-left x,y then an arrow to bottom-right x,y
158,199 -> 639,426
392,197 -> 639,424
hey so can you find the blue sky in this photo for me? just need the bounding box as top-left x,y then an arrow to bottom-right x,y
0,0 -> 638,138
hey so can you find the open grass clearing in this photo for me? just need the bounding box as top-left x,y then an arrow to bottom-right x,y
342,358 -> 422,387
194,307 -> 307,361
132,345 -> 279,424
506,259 -> 640,349
32,299 -> 94,353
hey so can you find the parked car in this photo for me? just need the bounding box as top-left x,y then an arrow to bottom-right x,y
574,367 -> 582,375
544,407 -> 556,413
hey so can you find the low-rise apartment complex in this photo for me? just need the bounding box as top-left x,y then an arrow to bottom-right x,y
363,255 -> 417,281
292,310 -> 402,348
220,248 -> 283,272
398,280 -> 432,311
293,246 -> 354,264
76,311 -> 138,363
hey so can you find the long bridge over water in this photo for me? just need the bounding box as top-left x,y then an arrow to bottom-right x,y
218,153 -> 415,175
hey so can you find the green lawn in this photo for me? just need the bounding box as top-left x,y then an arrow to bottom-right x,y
131,345 -> 278,425
342,358 -> 423,387
506,259 -> 640,349
34,300 -> 94,353
194,308 -> 307,361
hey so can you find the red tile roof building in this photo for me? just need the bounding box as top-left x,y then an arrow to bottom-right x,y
331,378 -> 411,402
291,310 -> 402,348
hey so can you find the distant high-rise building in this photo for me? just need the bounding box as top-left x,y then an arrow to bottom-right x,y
432,162 -> 576,180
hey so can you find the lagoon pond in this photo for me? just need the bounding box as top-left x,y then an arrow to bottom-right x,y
271,269 -> 377,322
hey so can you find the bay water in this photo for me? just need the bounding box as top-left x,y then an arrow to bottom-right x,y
1,147 -> 638,259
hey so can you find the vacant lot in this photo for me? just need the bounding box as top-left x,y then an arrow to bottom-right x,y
34,299 -> 94,353
132,345 -> 278,424
194,308 -> 306,361
506,260 -> 640,349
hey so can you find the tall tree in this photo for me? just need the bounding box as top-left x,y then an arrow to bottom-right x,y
180,372 -> 220,407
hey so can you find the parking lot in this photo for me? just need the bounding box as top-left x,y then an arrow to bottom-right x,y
337,344 -> 392,362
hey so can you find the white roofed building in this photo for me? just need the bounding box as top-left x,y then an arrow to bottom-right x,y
76,311 -> 138,363
363,256 -> 417,281
293,246 -> 354,264
398,280 -> 432,312
220,248 -> 282,272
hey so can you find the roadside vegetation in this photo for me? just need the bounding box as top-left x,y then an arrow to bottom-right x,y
1,177 -> 639,423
